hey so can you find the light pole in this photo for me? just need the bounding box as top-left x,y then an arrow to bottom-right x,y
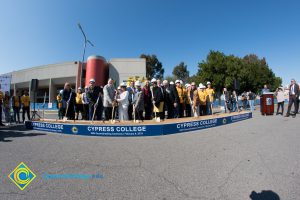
78,23 -> 94,88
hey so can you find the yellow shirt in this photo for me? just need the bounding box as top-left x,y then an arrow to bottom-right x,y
75,93 -> 83,104
206,88 -> 215,103
186,88 -> 199,106
13,96 -> 20,107
0,91 -> 3,102
198,90 -> 207,105
57,95 -> 62,109
4,95 -> 10,107
21,95 -> 30,107
176,86 -> 186,104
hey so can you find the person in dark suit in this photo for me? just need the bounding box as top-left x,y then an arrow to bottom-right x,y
285,79 -> 299,118
162,80 -> 179,119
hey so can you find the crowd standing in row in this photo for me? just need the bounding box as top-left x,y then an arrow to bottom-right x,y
57,78 -> 218,122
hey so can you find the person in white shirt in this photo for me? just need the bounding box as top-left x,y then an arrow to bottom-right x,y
275,87 -> 285,115
117,83 -> 129,121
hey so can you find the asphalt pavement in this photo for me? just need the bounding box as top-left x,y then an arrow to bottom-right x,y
0,108 -> 299,200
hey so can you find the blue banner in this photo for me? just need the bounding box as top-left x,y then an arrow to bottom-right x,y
25,112 -> 252,137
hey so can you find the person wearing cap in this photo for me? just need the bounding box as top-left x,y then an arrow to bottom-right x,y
116,82 -> 129,121
187,82 -> 199,117
62,82 -> 76,120
21,90 -> 31,122
75,87 -> 84,120
184,83 -> 192,117
206,81 -> 215,115
56,91 -> 63,119
142,80 -> 153,120
103,78 -> 116,121
81,86 -> 90,120
87,78 -> 103,121
198,83 -> 207,116
162,80 -> 179,119
151,78 -> 164,119
175,80 -> 186,118
132,80 -> 144,121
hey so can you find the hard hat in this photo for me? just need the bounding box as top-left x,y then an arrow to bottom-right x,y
163,80 -> 168,84
59,90 -> 63,94
135,80 -> 141,86
199,83 -> 206,89
180,80 -> 183,84
170,81 -> 174,85
117,86 -> 121,90
78,87 -> 82,90
175,80 -> 180,84
151,78 -> 157,83
120,82 -> 127,87
185,83 -> 190,88
207,81 -> 211,85
89,78 -> 95,83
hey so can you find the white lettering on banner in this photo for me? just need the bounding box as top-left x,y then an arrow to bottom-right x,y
87,126 -> 146,133
177,119 -> 217,129
32,122 -> 63,130
231,113 -> 250,122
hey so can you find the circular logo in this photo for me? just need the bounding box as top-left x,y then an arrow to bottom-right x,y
222,118 -> 227,124
14,168 -> 30,185
71,126 -> 78,134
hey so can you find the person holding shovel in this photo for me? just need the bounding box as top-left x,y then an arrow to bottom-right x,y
151,78 -> 164,121
132,80 -> 144,122
62,82 -> 76,120
87,79 -> 103,121
116,82 -> 129,121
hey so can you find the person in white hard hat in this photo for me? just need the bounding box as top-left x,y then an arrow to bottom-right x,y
163,80 -> 179,119
61,82 -> 76,120
175,80 -> 186,118
127,80 -> 136,120
81,86 -> 90,120
157,79 -> 165,120
184,83 -> 192,117
206,81 -> 215,115
198,83 -> 207,116
187,82 -> 199,117
87,78 -> 103,121
103,78 -> 116,121
142,80 -> 152,120
132,80 -> 144,121
75,87 -> 84,120
151,78 -> 164,120
116,82 -> 129,121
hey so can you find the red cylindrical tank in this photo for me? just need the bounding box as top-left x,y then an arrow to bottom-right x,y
85,55 -> 108,87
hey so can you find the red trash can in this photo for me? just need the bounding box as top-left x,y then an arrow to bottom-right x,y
260,93 -> 274,115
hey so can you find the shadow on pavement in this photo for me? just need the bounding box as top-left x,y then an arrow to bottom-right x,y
250,190 -> 280,200
0,125 -> 46,142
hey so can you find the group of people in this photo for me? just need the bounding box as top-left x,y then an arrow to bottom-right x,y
223,88 -> 256,113
57,78 -> 216,122
0,89 -> 31,126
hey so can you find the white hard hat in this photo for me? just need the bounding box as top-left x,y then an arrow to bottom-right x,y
180,80 -> 183,84
59,90 -> 63,94
151,78 -> 157,83
185,83 -> 190,88
170,81 -> 174,85
117,86 -> 121,90
84,86 -> 88,89
175,80 -> 180,84
135,80 -> 141,86
199,83 -> 206,89
78,87 -> 82,90
89,78 -> 95,83
207,81 -> 211,85
163,80 -> 168,84
120,82 -> 127,87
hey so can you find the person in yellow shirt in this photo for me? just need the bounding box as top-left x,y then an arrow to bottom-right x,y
0,88 -> 4,126
12,91 -> 21,123
175,80 -> 186,118
198,83 -> 207,116
75,87 -> 84,120
186,82 -> 199,117
21,90 -> 31,122
205,82 -> 215,115
57,91 -> 63,119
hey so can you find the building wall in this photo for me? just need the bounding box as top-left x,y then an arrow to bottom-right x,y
109,58 -> 146,86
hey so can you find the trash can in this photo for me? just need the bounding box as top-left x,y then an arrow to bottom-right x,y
260,93 -> 274,115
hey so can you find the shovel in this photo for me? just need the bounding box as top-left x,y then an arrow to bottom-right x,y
63,102 -> 69,122
110,106 -> 116,124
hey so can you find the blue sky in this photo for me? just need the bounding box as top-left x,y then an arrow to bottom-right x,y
0,0 -> 299,86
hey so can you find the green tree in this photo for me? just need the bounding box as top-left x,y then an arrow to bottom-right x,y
193,50 -> 281,94
172,62 -> 190,81
140,54 -> 164,79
